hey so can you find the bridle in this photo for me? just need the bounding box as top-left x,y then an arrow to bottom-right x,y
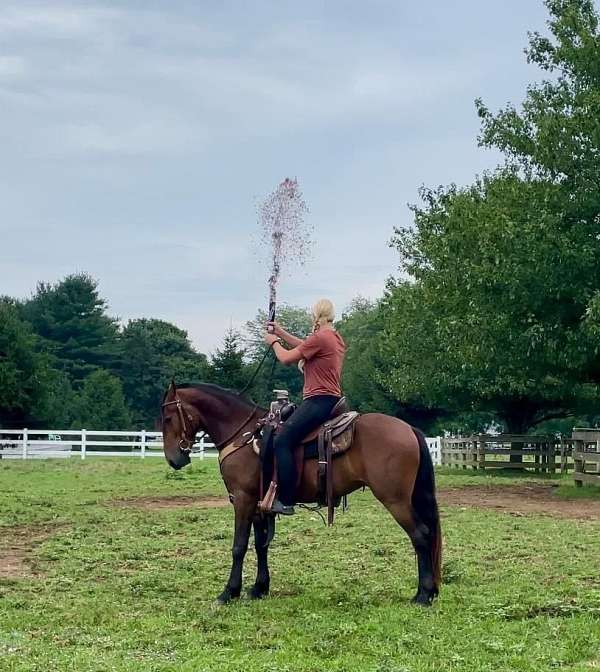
161,396 -> 197,453
161,391 -> 261,454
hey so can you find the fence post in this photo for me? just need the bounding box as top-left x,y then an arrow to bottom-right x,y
140,429 -> 146,459
22,428 -> 28,460
478,435 -> 486,471
81,429 -> 87,460
548,438 -> 556,474
200,435 -> 205,460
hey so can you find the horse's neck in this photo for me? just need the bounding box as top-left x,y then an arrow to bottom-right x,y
184,388 -> 260,446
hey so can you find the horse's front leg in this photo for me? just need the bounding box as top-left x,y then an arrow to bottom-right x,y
248,516 -> 273,599
217,492 -> 255,605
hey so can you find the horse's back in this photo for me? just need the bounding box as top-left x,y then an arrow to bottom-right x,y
356,412 -> 420,451
349,413 -> 421,490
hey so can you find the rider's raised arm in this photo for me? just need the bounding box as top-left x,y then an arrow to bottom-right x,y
270,341 -> 304,365
268,321 -> 304,348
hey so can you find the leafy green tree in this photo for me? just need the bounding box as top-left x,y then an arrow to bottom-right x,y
386,172 -> 600,433
383,1 -> 600,434
0,300 -> 69,427
21,274 -> 120,386
337,298 -> 397,415
71,370 -> 131,430
337,297 -> 448,432
119,319 -> 210,426
476,0 -> 600,194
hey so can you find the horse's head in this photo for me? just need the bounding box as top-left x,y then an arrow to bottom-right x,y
161,381 -> 195,470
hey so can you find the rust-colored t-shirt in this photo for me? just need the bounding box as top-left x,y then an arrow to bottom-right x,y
297,328 -> 346,398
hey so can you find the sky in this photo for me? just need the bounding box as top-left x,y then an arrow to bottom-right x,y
0,1 -> 553,353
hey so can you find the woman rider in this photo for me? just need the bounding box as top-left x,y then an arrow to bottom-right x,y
263,299 -> 346,515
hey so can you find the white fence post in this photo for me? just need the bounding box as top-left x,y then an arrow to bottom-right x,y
81,429 -> 87,460
200,435 -> 205,460
22,428 -> 28,460
140,429 -> 146,459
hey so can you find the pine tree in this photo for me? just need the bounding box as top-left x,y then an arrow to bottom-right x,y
209,327 -> 249,391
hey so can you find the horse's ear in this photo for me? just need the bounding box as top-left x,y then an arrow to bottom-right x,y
165,379 -> 177,400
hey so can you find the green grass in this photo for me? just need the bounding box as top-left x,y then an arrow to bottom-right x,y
1,459 -> 599,672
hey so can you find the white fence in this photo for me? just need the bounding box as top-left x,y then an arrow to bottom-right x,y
0,429 -> 443,465
426,436 -> 442,466
0,429 -> 215,460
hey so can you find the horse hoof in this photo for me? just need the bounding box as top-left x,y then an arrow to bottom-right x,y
411,591 -> 435,606
216,589 -> 240,605
247,584 -> 269,600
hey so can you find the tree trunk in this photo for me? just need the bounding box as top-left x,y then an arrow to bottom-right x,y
502,409 -> 535,466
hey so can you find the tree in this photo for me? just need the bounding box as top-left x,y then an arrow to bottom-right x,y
209,327 -> 249,391
119,319 -> 210,426
476,0 -> 600,195
337,298 -> 398,414
21,274 -> 120,386
243,305 -> 312,404
71,370 -> 131,430
383,0 -> 600,433
0,300 -> 69,427
387,172 -> 600,433
337,297 -> 451,432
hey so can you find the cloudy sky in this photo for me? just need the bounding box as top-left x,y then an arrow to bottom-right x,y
1,1 -> 552,353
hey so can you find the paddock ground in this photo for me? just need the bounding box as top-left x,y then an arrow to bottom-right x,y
1,459 -> 599,672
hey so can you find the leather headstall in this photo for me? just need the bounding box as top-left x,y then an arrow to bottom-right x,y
161,396 -> 197,453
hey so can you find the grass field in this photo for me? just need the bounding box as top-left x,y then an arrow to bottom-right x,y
1,458 -> 599,672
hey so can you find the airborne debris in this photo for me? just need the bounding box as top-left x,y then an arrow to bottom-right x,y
258,177 -> 311,316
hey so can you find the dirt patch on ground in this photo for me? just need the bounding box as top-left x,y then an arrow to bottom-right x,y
439,483 -> 600,520
112,485 -> 599,520
0,526 -> 56,579
112,495 -> 230,510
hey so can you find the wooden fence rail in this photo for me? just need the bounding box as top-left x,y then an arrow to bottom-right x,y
571,428 -> 600,487
441,434 -> 574,474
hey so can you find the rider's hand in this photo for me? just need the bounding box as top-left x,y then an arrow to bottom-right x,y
263,332 -> 279,346
266,321 -> 282,337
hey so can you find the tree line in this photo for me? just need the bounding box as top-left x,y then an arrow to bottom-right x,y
0,276 -> 315,430
2,1 -> 600,435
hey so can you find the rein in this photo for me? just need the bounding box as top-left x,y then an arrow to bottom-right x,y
213,404 -> 260,451
237,344 -> 274,396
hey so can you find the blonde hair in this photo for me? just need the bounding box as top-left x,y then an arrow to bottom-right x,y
312,299 -> 335,329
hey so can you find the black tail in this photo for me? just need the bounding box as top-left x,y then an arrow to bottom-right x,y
411,428 -> 442,591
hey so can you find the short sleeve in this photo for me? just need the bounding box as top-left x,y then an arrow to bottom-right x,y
297,332 -> 323,361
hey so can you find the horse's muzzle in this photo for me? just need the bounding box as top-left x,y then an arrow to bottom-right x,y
168,452 -> 191,470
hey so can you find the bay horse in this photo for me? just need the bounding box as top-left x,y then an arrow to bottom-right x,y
161,381 -> 442,605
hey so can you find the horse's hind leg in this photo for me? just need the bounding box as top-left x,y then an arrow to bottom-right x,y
217,493 -> 255,605
377,498 -> 437,606
248,517 -> 273,599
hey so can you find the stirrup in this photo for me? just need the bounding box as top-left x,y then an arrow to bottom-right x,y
270,500 -> 295,516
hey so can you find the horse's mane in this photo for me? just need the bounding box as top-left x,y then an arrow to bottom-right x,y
162,382 -> 257,409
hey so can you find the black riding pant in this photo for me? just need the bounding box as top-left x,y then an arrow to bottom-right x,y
274,394 -> 340,506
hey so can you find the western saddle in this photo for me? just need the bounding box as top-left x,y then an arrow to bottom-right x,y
253,390 -> 359,525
